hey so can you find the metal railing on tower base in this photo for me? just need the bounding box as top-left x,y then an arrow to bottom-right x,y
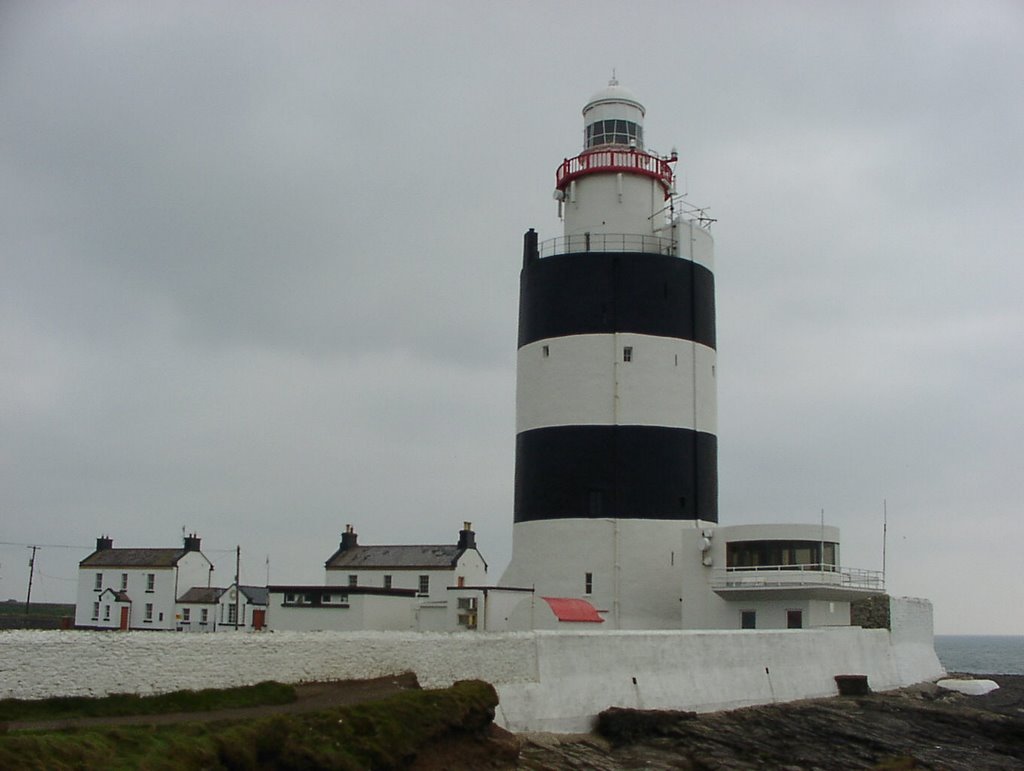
538,233 -> 676,258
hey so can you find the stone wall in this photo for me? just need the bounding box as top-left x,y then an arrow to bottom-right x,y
0,597 -> 943,733
851,594 -> 891,629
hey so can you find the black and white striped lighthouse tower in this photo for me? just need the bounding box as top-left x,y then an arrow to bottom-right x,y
500,79 -> 718,628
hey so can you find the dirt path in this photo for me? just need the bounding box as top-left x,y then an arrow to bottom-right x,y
6,673 -> 421,732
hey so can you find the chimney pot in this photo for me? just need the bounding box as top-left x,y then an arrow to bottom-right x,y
457,524 -> 476,551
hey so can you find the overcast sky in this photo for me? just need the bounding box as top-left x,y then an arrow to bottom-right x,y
2,1 -> 1022,634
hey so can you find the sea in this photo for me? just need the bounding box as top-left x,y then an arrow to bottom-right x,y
934,635 -> 1024,675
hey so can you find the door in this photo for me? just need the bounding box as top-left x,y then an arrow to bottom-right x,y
252,609 -> 266,631
119,606 -> 130,630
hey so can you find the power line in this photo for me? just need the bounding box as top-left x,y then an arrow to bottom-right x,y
0,540 -> 91,550
36,570 -> 78,583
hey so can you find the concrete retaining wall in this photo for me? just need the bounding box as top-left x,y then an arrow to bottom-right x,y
0,597 -> 943,733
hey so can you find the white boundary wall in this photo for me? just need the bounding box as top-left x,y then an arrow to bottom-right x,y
0,597 -> 943,733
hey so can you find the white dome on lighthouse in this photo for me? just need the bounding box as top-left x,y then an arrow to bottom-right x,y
583,78 -> 645,116
581,77 -> 646,150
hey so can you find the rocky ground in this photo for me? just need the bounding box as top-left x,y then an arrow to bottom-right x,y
515,675 -> 1024,770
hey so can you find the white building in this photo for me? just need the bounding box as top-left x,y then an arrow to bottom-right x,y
75,534 -> 213,630
265,586 -> 418,632
216,584 -> 268,631
324,522 -> 487,607
175,584 -> 269,632
175,586 -> 223,632
262,523 -> 489,633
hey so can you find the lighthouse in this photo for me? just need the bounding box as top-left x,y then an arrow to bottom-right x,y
500,79 -> 719,629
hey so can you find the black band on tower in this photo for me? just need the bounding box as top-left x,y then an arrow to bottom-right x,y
514,425 -> 718,523
518,252 -> 716,349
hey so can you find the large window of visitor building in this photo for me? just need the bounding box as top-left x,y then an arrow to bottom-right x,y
726,540 -> 838,570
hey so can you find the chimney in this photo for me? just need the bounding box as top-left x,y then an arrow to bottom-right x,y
340,524 -> 358,551
96,535 -> 113,552
457,522 -> 476,551
183,533 -> 202,552
522,228 -> 539,267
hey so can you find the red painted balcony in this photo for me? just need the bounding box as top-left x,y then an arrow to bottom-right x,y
556,148 -> 675,198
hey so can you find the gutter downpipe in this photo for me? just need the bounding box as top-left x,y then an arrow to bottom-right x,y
613,519 -> 621,628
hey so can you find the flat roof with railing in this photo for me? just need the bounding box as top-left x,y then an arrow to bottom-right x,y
538,233 -> 677,258
711,564 -> 885,601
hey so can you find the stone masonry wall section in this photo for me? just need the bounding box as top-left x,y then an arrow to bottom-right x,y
0,597 -> 943,733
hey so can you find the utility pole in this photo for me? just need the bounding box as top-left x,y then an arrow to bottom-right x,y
882,499 -> 888,588
819,508 -> 825,572
25,546 -> 38,618
234,545 -> 241,630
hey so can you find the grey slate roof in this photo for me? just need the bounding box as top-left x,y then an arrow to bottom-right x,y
177,586 -> 226,604
268,585 -> 418,598
238,585 -> 269,606
80,548 -> 187,568
98,588 -> 131,603
325,544 -> 462,570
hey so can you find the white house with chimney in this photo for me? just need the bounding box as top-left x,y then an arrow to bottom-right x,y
75,534 -> 213,630
265,523 -> 489,632
324,522 -> 487,601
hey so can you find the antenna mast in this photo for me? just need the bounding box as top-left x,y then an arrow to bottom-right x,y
882,499 -> 888,588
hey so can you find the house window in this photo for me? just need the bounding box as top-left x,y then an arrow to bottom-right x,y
146,573 -> 155,592
92,602 -> 99,620
418,575 -> 430,596
584,572 -> 593,595
144,603 -> 153,622
94,573 -> 102,591
200,608 -> 209,624
103,605 -> 110,621
457,576 -> 465,588
182,608 -> 191,623
285,593 -> 296,603
348,574 -> 358,587
623,346 -> 633,362
383,575 -> 392,590
741,610 -> 756,629
787,610 -> 803,629
120,573 -> 128,590
227,605 -> 238,625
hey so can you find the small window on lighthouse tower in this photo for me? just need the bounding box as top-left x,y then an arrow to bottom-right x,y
623,346 -> 633,362
542,345 -> 549,358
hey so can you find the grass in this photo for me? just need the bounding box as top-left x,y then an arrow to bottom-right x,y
0,602 -> 74,619
0,681 -> 296,722
0,602 -> 75,629
0,680 -> 499,771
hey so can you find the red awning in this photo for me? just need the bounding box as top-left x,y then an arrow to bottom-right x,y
540,597 -> 604,623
